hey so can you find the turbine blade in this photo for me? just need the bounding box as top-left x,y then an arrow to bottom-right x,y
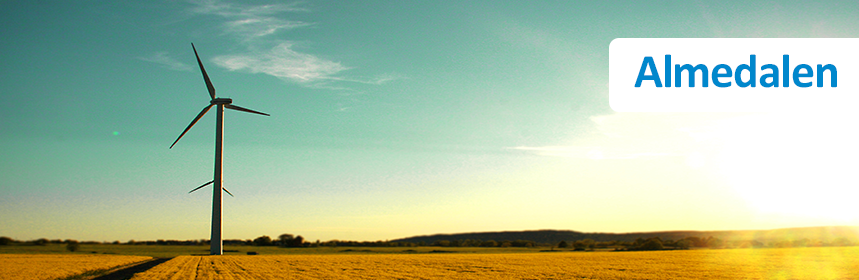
170,104 -> 213,149
191,43 -> 216,99
222,188 -> 234,197
189,180 -> 214,194
225,104 -> 270,116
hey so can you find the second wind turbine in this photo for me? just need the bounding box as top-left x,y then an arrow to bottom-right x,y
170,43 -> 269,255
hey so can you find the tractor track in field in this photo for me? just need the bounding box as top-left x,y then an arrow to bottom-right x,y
85,257 -> 173,280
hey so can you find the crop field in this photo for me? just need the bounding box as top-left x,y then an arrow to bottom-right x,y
0,254 -> 152,280
131,247 -> 859,279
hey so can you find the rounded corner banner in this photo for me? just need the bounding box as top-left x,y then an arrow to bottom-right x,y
608,38 -> 859,112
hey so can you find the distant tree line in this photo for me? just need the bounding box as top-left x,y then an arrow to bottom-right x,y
0,237 -> 102,246
248,234 -> 306,247
2,235 -> 856,251
565,236 -> 858,251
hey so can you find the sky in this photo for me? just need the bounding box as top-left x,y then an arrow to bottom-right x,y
2,0 -> 859,242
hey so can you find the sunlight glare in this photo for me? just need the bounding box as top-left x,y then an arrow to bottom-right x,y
716,113 -> 859,221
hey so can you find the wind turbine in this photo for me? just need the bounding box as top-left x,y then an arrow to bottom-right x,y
170,43 -> 269,255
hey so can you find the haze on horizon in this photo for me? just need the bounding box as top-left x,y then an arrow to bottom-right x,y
2,0 -> 858,242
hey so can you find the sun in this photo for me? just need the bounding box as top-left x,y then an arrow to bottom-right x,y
715,113 -> 859,221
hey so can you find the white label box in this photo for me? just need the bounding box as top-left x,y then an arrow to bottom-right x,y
609,38 -> 859,112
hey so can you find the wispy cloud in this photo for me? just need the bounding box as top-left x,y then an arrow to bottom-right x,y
329,73 -> 408,85
188,0 -> 401,89
211,42 -> 405,89
191,1 -> 308,16
223,18 -> 310,40
510,113 -> 733,160
190,0 -> 310,41
212,42 -> 348,83
138,52 -> 193,71
510,145 -> 674,160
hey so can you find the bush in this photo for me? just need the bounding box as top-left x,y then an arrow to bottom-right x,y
675,239 -> 691,249
291,235 -> 305,247
0,237 -> 13,245
706,238 -> 724,249
66,240 -> 80,252
278,234 -> 294,247
253,236 -> 272,246
511,240 -> 534,247
558,241 -> 569,248
638,239 -> 664,251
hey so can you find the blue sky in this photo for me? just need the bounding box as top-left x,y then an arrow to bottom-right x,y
2,0 -> 859,242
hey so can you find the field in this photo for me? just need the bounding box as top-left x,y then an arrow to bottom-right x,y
3,246 -> 858,279
0,254 -> 151,280
130,247 -> 859,279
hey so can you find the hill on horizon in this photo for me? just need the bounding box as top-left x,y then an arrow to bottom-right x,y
391,226 -> 859,245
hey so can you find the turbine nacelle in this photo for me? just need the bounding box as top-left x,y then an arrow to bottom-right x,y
211,98 -> 232,105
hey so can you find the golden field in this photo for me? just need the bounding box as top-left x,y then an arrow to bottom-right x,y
131,247 -> 859,279
0,254 -> 152,280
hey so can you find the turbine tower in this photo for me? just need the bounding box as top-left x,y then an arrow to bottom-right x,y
170,43 -> 269,255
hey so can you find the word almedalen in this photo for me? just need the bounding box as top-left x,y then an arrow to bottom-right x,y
634,55 -> 837,88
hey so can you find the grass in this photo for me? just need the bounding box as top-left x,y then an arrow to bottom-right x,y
0,244 -> 564,258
